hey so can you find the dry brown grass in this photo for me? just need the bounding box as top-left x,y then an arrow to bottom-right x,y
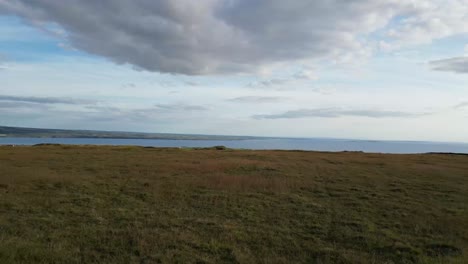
0,145 -> 467,263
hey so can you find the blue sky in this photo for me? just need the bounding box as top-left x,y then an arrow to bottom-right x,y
1,1 -> 468,142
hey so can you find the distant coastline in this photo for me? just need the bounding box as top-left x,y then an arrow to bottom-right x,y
0,125 -> 261,141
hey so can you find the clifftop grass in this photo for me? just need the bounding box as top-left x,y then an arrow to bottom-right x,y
0,145 -> 467,263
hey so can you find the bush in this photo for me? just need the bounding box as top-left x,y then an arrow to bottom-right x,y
213,145 -> 227,150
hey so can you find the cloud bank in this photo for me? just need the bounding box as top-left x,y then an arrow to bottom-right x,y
254,108 -> 430,119
0,95 -> 95,105
1,97 -> 209,125
227,96 -> 286,103
454,102 -> 468,109
2,0 -> 466,75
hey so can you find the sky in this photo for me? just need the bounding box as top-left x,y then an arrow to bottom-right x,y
1,0 -> 468,142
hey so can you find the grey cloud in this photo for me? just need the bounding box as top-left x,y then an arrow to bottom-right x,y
227,96 -> 287,103
77,103 -> 208,123
121,83 -> 136,89
0,101 -> 50,110
0,54 -> 6,70
258,79 -> 288,87
430,57 -> 468,74
293,70 -> 317,80
84,106 -> 161,122
86,102 -> 208,115
254,108 -> 430,119
0,53 -> 7,61
1,100 -> 209,128
0,95 -> 96,105
1,104 -> 149,124
184,81 -> 199,87
56,103 -> 206,124
0,101 -> 52,121
149,80 -> 176,88
454,102 -> 468,109
155,103 -> 207,111
253,79 -> 289,87
247,69 -> 317,89
247,78 -> 292,90
0,1 -> 409,75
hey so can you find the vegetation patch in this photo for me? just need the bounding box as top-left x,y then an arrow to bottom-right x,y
0,145 -> 467,263
425,244 -> 462,257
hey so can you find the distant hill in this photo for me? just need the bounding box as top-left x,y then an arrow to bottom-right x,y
0,126 -> 260,140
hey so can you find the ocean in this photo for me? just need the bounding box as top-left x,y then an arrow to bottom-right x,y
1,137 -> 468,154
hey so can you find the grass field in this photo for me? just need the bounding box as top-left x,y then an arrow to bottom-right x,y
0,145 -> 467,263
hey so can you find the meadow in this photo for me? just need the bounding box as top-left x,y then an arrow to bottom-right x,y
0,145 -> 467,263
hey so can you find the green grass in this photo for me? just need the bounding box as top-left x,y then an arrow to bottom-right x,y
0,145 -> 467,263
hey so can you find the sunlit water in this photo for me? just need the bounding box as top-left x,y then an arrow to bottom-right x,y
1,137 -> 468,154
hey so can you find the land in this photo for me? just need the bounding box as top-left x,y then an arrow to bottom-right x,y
0,126 -> 260,140
0,145 -> 467,263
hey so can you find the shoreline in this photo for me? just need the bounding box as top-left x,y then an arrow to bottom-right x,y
2,143 -> 468,156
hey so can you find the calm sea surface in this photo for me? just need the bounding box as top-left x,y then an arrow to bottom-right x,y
1,137 -> 468,154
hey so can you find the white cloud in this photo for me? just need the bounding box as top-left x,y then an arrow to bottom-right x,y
381,0 -> 468,50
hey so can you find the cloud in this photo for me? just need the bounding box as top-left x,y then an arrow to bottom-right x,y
381,0 -> 468,50
0,102 -> 210,128
80,103 -> 207,123
0,95 -> 98,121
184,81 -> 199,87
154,103 -> 207,111
0,0 -> 443,75
0,100 -> 50,110
454,102 -> 468,109
247,78 -> 289,89
293,70 -> 318,81
0,95 -> 95,105
83,106 -> 162,122
121,83 -> 136,89
246,69 -> 318,89
0,101 -> 52,121
0,53 -> 7,70
227,96 -> 287,103
1,95 -> 207,126
253,108 -> 430,119
429,57 -> 468,74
